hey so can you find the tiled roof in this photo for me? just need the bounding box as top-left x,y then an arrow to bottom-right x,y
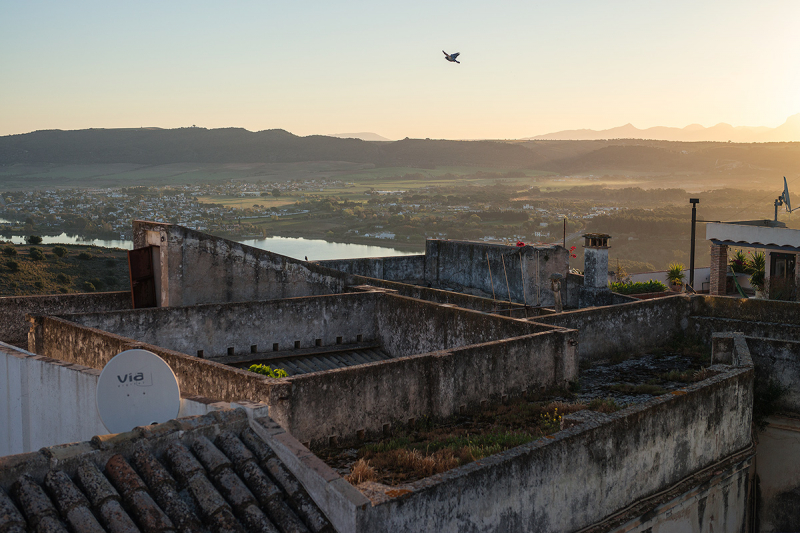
0,409 -> 334,533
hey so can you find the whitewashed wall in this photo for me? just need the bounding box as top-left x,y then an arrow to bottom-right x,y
0,341 -> 230,457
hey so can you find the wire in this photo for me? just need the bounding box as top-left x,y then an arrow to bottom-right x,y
724,175 -> 800,221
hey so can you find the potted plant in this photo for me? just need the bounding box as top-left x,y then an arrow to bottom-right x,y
729,249 -> 751,288
666,263 -> 686,292
747,251 -> 766,298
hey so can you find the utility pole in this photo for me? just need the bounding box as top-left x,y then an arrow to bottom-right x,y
563,218 -> 566,250
689,198 -> 699,289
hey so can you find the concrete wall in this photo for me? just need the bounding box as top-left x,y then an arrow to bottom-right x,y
0,291 -> 131,347
28,316 -> 276,406
374,293 -> 554,357
316,255 -> 425,281
756,415 -> 800,532
423,240 -> 568,307
0,341 -> 230,457
133,220 -> 351,306
532,295 -> 692,362
271,328 -> 578,445
353,363 -> 753,533
746,337 -> 800,413
62,292 -> 381,359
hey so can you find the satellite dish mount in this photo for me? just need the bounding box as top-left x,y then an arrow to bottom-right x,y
775,176 -> 799,221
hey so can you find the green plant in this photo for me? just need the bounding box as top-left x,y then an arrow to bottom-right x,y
53,246 -> 67,258
26,235 -> 43,245
29,248 -> 44,261
729,249 -> 748,273
78,252 -> 93,260
6,260 -> 19,272
34,281 -> 44,289
248,364 -> 288,378
2,246 -> 16,256
609,279 -> 668,294
82,281 -> 96,292
56,273 -> 70,284
666,263 -> 686,285
747,251 -> 766,291
588,398 -> 621,413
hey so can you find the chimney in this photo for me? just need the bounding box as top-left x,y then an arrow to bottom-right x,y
583,233 -> 611,289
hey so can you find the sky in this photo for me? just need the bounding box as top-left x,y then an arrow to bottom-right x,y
2,1 -> 800,140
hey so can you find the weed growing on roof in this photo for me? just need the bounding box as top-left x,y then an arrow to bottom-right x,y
248,364 -> 288,378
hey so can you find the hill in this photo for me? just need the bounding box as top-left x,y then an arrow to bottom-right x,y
0,128 -> 541,168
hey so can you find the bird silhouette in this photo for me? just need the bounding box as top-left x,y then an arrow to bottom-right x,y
443,50 -> 460,64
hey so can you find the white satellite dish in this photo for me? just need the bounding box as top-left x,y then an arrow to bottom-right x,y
96,349 -> 181,434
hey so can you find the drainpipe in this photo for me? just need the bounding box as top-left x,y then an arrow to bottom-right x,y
689,198 -> 699,289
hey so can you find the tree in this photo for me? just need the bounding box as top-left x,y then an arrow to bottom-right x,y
53,246 -> 67,258
272,189 -> 281,197
27,235 -> 43,245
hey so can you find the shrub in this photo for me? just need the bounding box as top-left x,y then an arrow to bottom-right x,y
29,248 -> 44,261
6,260 -> 19,272
56,273 -> 70,284
729,249 -> 748,273
26,235 -> 43,245
34,281 -> 44,289
82,281 -> 96,292
588,397 -> 621,413
2,246 -> 16,256
89,277 -> 104,290
248,364 -> 288,378
53,246 -> 67,258
666,263 -> 686,285
747,251 -> 766,290
609,279 -> 668,294
78,252 -> 93,260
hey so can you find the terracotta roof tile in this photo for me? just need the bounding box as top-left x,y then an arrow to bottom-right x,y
43,470 -> 105,533
0,486 -> 26,533
0,410 -> 333,533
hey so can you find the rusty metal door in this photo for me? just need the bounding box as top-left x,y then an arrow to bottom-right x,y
128,246 -> 157,308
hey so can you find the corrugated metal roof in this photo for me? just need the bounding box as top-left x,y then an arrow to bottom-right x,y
269,347 -> 394,376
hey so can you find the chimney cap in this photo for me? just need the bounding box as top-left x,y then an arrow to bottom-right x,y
582,233 -> 611,249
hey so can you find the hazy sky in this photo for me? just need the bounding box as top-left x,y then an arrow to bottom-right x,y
2,1 -> 799,139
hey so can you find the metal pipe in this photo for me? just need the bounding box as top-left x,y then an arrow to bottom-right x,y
689,198 -> 699,289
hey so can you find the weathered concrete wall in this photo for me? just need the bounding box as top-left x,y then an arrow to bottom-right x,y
317,255 -> 425,281
28,316 -> 276,406
0,341 -> 230,456
756,415 -> 800,533
0,291 -> 130,347
271,328 -> 578,445
133,220 -> 351,306
746,336 -> 800,412
374,294 -> 555,357
353,364 -> 753,533
532,295 -> 692,362
608,457 -> 752,533
423,240 -> 568,307
62,292 -> 380,359
691,295 -> 800,325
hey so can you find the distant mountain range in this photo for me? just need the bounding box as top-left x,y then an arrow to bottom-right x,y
528,114 -> 800,143
328,132 -> 392,142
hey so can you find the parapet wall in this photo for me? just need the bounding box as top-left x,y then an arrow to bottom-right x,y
272,328 -> 578,445
134,221 -> 351,306
0,291 -> 130,347
62,291 -> 380,359
532,295 -> 691,361
353,362 -> 754,532
317,255 -> 425,281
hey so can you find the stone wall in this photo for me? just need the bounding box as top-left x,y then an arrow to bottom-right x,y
0,291 -> 131,347
532,295 -> 691,362
423,240 -> 568,307
28,316 -> 275,406
62,291 -> 380,359
133,220 -> 350,306
352,364 -> 753,532
270,328 -> 578,445
756,415 -> 800,532
0,341 -> 230,456
374,293 -> 554,357
316,255 -> 425,281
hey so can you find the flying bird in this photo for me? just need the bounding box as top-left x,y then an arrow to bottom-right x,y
443,50 -> 460,64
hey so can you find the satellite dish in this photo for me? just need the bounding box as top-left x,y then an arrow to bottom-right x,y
96,349 -> 181,434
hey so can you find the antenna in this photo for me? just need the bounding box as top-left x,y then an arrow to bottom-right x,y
96,349 -> 181,434
774,177 -> 798,221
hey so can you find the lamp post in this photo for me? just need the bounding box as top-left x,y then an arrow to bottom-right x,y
689,198 -> 700,289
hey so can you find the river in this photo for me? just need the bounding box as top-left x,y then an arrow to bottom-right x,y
0,222 -> 417,261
